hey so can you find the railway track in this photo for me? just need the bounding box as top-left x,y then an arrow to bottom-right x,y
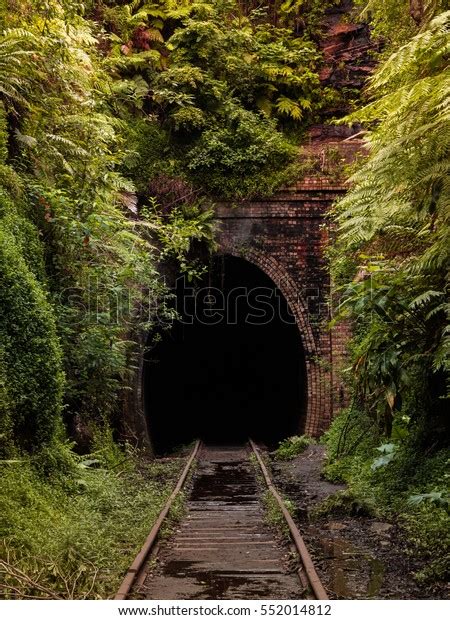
115,441 -> 328,601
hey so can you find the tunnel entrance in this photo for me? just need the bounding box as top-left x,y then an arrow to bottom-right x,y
144,255 -> 307,454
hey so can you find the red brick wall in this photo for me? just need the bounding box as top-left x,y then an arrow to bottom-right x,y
214,138 -> 364,436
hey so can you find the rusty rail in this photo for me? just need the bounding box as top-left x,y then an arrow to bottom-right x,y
249,438 -> 329,600
114,440 -> 201,600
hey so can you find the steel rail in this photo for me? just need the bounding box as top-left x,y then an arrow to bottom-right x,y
114,440 -> 201,600
249,438 -> 329,600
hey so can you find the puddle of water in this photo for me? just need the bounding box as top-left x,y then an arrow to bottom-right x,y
162,560 -> 280,598
190,461 -> 258,504
307,527 -> 385,598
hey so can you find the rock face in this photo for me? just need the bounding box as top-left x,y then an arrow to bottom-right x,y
319,0 -> 379,114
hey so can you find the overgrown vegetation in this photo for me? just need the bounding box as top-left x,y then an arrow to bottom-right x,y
1,0 -> 449,598
0,0 -> 219,457
105,0 -> 338,199
273,435 -> 314,460
325,6 -> 450,586
262,490 -> 294,539
320,409 -> 449,584
0,0 -> 339,598
353,0 -> 447,52
0,0 -> 337,456
0,440 -> 185,599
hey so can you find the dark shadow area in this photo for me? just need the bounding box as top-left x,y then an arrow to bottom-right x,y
144,255 -> 306,454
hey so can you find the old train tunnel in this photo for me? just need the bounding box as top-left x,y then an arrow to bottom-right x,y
144,255 -> 307,454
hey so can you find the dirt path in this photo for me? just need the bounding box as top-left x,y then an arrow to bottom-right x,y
270,445 -> 446,599
136,444 -> 300,599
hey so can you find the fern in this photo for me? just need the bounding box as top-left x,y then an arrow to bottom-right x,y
275,95 -> 303,120
0,29 -> 37,107
331,9 -> 450,432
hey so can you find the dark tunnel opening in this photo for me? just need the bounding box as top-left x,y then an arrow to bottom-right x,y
144,255 -> 307,454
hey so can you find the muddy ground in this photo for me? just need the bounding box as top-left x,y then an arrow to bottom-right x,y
268,445 -> 448,600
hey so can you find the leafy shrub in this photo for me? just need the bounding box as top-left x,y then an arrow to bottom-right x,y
401,502 -> 450,584
186,110 -> 298,198
31,440 -> 78,484
88,423 -> 128,470
322,407 -> 379,483
273,435 -> 314,461
0,199 -> 64,454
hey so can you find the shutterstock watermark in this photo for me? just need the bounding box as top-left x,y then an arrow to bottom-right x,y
176,285 -> 297,325
56,276 -> 335,328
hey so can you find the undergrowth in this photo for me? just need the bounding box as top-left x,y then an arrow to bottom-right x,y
249,451 -> 295,540
262,491 -> 293,539
310,489 -> 376,519
317,408 -> 450,585
0,439 -> 185,599
273,435 -> 314,461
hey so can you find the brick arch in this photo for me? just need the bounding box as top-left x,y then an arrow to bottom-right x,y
217,243 -> 324,436
125,139 -> 358,448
